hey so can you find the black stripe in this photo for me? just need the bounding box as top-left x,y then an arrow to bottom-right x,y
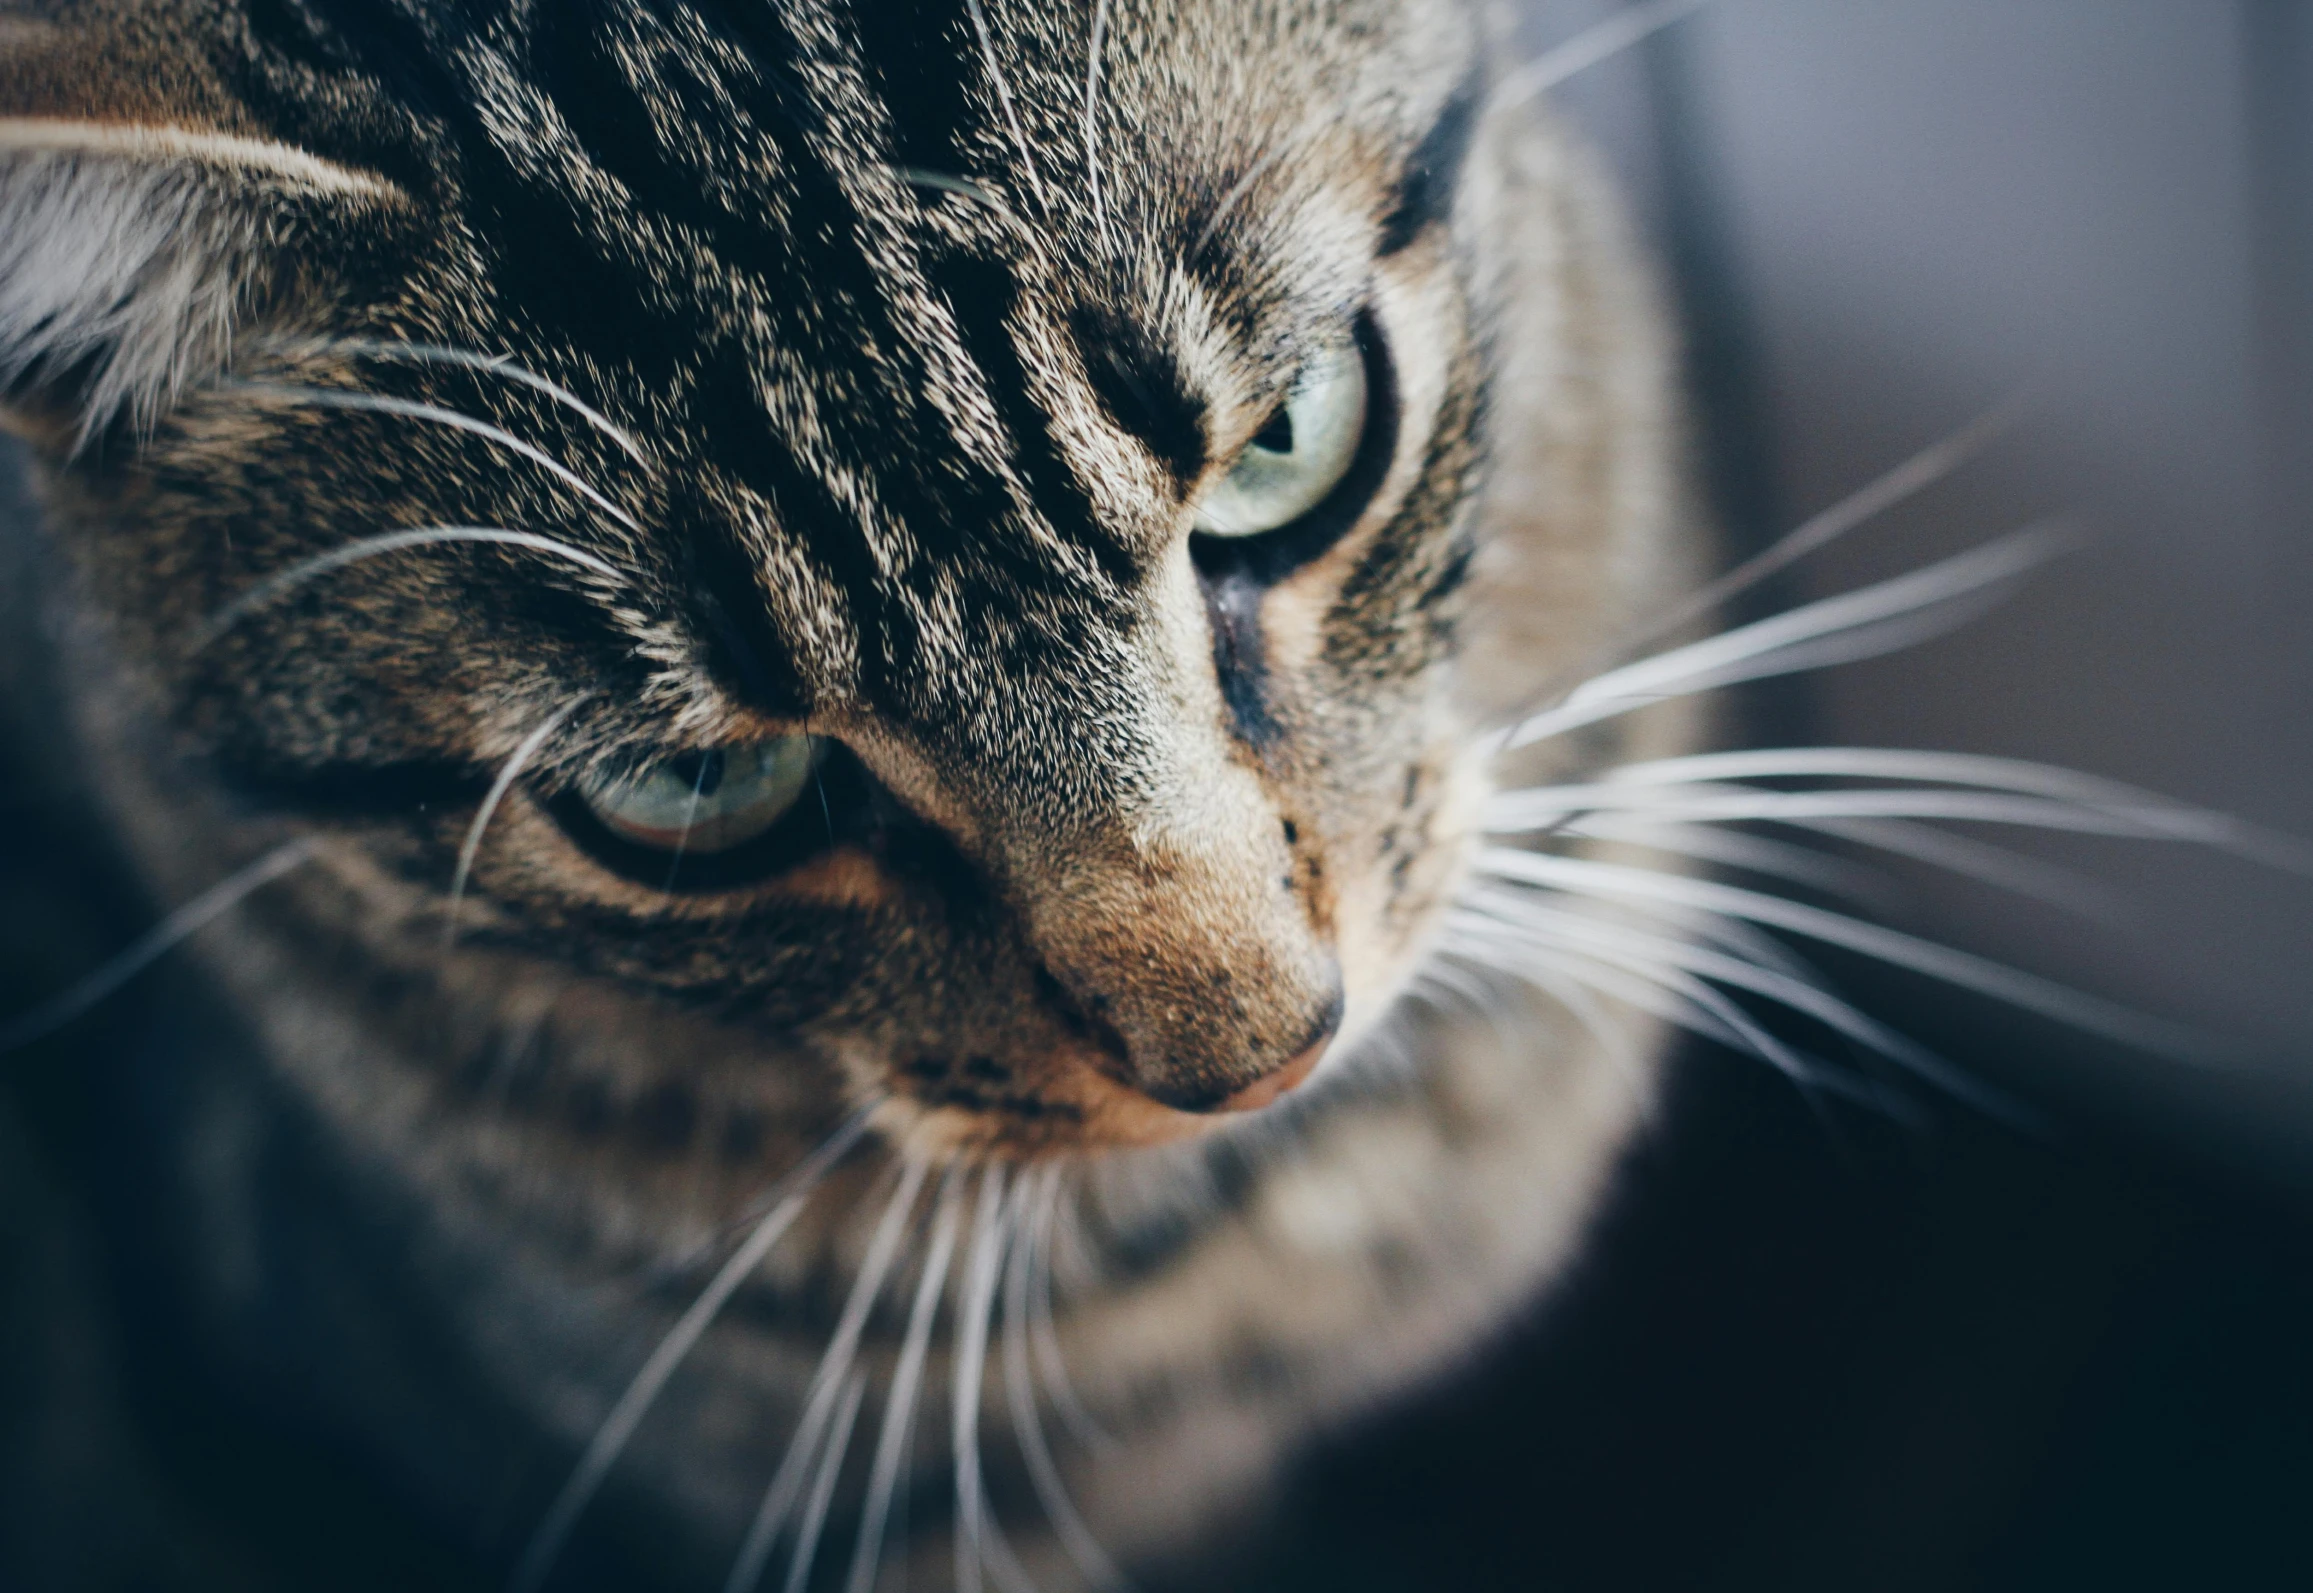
935,257 -> 1142,592
1379,75 -> 1483,255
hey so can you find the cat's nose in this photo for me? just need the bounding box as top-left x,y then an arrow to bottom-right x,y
1121,960 -> 1344,1116
1207,992 -> 1341,1114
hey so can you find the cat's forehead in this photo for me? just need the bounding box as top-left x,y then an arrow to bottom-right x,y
290,0 -> 1480,711
383,0 -> 1477,359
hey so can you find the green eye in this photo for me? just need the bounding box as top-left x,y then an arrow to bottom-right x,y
580,737 -> 818,855
1193,342 -> 1369,538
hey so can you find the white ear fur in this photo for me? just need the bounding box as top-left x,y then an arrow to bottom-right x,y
0,120 -> 400,443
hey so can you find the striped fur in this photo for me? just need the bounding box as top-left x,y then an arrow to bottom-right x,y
1,0 -> 1696,1583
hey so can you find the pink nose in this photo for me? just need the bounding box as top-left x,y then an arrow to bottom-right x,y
1211,1033 -> 1331,1114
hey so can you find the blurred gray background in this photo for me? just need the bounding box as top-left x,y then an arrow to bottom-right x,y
1522,0 -> 2313,1190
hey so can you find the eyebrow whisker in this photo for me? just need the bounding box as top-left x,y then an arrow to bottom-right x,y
225,381 -> 644,534
284,338 -> 654,467
192,524 -> 632,653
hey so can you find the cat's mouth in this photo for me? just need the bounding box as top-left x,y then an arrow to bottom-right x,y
871,972 -> 1347,1156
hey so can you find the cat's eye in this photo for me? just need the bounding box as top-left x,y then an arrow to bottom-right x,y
1192,341 -> 1370,538
579,737 -> 818,856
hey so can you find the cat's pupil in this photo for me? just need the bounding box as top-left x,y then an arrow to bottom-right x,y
669,749 -> 725,799
1252,406 -> 1295,455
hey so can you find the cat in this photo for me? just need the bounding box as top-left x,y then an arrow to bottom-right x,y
0,2 -> 2264,1590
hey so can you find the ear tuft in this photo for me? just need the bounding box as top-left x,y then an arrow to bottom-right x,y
0,143 -> 254,443
0,120 -> 405,447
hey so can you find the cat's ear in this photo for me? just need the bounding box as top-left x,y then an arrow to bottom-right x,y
0,13 -> 408,447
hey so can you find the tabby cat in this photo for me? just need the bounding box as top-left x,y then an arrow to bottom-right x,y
0,2 -> 2222,1589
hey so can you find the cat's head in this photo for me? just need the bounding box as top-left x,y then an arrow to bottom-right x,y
1,0 -> 1655,1165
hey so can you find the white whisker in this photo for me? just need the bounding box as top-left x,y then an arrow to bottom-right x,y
445,697 -> 587,952
1494,0 -> 1715,111
723,1154 -> 930,1593
1620,399 -> 2022,662
0,837 -> 320,1054
1495,782 -> 2264,841
0,117 -> 400,198
1557,813 -> 1896,906
286,339 -> 652,465
1452,898 -> 1938,1082
1473,848 -> 2224,1061
193,525 -> 630,653
1191,147 -> 1285,258
1083,0 -> 1111,244
1497,748 -> 2313,873
513,1109 -> 877,1593
844,1172 -> 965,1593
964,0 -> 1050,212
1797,815 -> 2133,924
1027,1165 -> 1110,1455
1004,1169 -> 1127,1592
227,382 -> 642,533
952,1168 -> 1009,1593
1417,955 -> 1634,1089
1501,524 -> 2074,752
1555,804 -> 2129,922
1441,924 -> 1922,1115
1444,934 -> 1749,1053
783,1373 -> 869,1593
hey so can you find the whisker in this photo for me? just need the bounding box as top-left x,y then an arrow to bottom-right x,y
723,1154 -> 930,1593
1450,898 -> 1949,1087
1190,146 -> 1285,259
1621,399 -> 2023,665
193,525 -> 630,654
1418,954 -> 1644,1098
512,1108 -> 877,1593
843,1171 -> 966,1593
1556,813 -> 1897,906
894,165 -> 1006,210
280,338 -> 653,466
1004,1170 -> 1128,1593
0,837 -> 321,1054
1442,934 -> 1751,1054
1083,0 -> 1111,245
1558,805 -> 2129,923
952,1167 -> 1011,1593
654,752 -> 718,894
1440,928 -> 1921,1118
1406,956 -> 1547,1080
1792,815 -> 2133,923
1492,779 -> 2285,921
1494,0 -> 1715,111
1473,848 -> 2226,1061
1027,1165 -> 1111,1456
1500,524 -> 2075,753
1493,781 -> 2271,841
782,1373 -> 869,1593
1498,748 -> 2313,872
963,0 -> 1050,212
445,696 -> 588,953
227,381 -> 642,534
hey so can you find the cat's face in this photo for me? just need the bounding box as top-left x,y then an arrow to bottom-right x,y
3,0 -> 1531,1161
